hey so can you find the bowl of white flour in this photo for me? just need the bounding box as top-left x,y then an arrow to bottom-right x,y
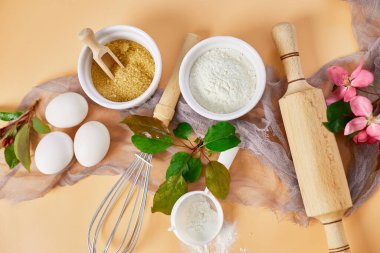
179,36 -> 266,120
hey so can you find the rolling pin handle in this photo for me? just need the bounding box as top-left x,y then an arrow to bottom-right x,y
323,219 -> 351,253
272,22 -> 305,86
153,33 -> 202,127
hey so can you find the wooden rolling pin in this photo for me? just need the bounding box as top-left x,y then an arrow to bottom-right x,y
154,33 -> 201,126
272,23 -> 353,253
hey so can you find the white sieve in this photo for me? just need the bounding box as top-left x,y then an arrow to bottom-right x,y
169,147 -> 239,249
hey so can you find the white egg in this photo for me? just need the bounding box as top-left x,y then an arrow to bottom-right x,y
45,92 -> 88,128
35,132 -> 74,174
74,121 -> 110,167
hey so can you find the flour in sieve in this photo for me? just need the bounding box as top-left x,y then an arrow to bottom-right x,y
176,194 -> 219,243
189,48 -> 256,114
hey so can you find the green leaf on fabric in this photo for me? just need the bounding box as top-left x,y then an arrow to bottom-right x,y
14,124 -> 31,171
173,122 -> 192,140
182,157 -> 202,183
0,112 -> 22,121
121,115 -> 169,138
326,100 -> 352,122
204,122 -> 240,152
32,117 -> 50,134
4,143 -> 19,169
151,174 -> 187,215
205,161 -> 230,199
131,134 -> 172,154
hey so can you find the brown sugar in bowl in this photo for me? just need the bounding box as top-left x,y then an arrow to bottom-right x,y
78,25 -> 162,110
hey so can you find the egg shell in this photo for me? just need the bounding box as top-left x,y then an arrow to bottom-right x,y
45,92 -> 88,128
35,132 -> 74,175
74,121 -> 110,167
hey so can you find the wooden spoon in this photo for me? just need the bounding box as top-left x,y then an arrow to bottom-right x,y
78,28 -> 124,80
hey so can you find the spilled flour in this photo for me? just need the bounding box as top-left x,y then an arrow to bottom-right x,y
182,221 -> 238,253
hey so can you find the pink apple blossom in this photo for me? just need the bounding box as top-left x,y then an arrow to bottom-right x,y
326,61 -> 374,105
344,96 -> 380,141
352,130 -> 378,144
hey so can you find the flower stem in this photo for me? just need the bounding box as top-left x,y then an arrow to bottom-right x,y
200,149 -> 211,162
178,139 -> 192,149
357,88 -> 380,96
0,100 -> 39,140
172,143 -> 190,149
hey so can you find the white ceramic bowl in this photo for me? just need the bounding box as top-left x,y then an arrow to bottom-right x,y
179,36 -> 266,121
78,25 -> 162,110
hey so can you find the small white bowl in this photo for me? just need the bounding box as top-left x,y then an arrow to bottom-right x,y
179,36 -> 266,121
78,25 -> 162,110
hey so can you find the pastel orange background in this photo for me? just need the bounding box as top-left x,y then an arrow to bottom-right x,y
1,0 -> 379,252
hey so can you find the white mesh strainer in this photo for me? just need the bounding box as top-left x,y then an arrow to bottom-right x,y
169,148 -> 239,248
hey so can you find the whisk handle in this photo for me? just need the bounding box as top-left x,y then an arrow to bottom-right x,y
153,33 -> 202,127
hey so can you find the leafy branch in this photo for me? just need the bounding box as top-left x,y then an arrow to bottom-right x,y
0,100 -> 50,171
121,116 -> 241,215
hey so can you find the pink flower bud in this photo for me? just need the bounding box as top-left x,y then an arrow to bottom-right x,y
353,130 -> 368,144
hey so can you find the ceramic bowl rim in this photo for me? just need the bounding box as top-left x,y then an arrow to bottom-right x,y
179,36 -> 266,120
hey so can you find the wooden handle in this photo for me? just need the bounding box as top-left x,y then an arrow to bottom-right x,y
272,22 -> 306,91
322,218 -> 351,253
79,28 -> 101,53
153,33 -> 202,126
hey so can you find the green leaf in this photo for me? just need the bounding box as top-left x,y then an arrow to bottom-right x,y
173,122 -> 192,140
0,112 -> 22,121
32,117 -> 50,134
205,161 -> 230,199
182,157 -> 202,183
14,124 -> 31,171
204,122 -> 240,152
4,143 -> 19,169
166,152 -> 191,179
131,134 -> 172,154
121,115 -> 169,138
165,152 -> 202,183
326,100 -> 352,121
151,174 -> 187,215
323,116 -> 352,133
323,100 -> 354,133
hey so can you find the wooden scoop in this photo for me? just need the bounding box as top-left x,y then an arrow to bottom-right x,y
272,22 -> 353,253
78,28 -> 124,80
